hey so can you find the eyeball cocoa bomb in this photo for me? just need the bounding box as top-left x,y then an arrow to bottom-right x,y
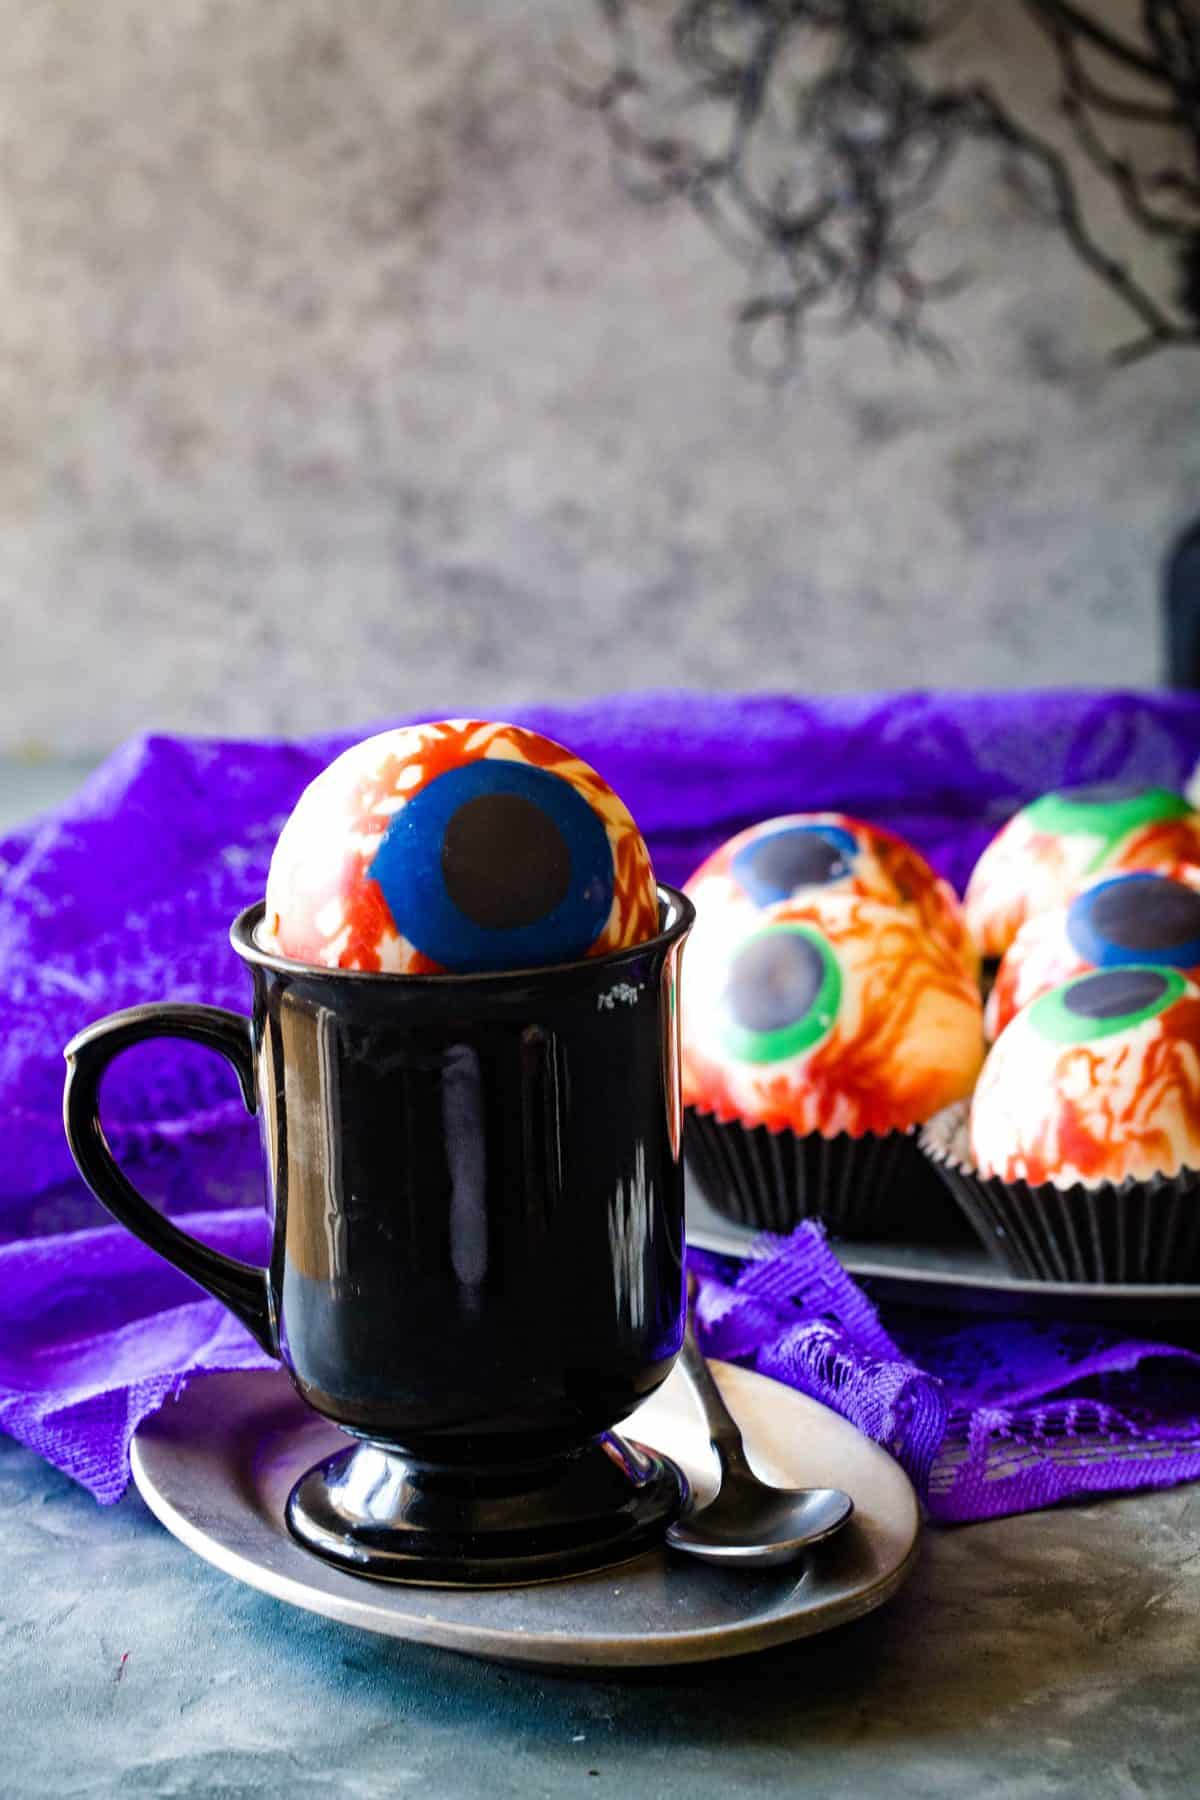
988,871 -> 1200,1039
684,812 -> 974,971
964,784 -> 1200,959
264,720 -> 659,973
681,892 -> 984,1138
971,966 -> 1200,1188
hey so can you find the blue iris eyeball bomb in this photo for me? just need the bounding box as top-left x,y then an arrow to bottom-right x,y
264,720 -> 660,974
964,784 -> 1200,959
987,870 -> 1200,1038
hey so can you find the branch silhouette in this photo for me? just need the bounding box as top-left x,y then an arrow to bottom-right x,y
573,0 -> 1200,371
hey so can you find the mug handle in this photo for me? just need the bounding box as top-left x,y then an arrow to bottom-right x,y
63,1003 -> 277,1356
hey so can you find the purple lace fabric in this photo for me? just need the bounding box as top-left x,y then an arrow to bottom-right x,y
691,1231 -> 1200,1522
5,688 -> 1200,1517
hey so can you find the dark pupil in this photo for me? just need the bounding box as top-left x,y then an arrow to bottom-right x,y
1063,968 -> 1169,1020
726,933 -> 824,1033
1090,880 -> 1200,951
737,830 -> 849,902
441,793 -> 571,930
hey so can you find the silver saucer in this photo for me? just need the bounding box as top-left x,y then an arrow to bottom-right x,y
130,1360 -> 919,1671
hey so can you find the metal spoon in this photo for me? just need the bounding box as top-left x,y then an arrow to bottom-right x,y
666,1308 -> 854,1568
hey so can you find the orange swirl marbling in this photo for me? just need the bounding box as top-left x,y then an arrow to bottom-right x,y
682,892 -> 984,1139
971,987 -> 1200,1187
265,719 -> 658,973
685,811 -> 976,976
986,907 -> 1085,1041
988,868 -> 1200,1040
965,812 -> 1200,960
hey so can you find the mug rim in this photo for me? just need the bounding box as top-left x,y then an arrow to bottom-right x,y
230,882 -> 694,985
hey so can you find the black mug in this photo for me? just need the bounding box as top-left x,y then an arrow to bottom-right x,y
64,887 -> 695,1584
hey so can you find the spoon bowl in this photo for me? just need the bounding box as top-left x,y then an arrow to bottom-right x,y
666,1305 -> 854,1568
666,1466 -> 854,1567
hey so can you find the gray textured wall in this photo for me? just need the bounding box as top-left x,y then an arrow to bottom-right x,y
1,1 -> 1197,754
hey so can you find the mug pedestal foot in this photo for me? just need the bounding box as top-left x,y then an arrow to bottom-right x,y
285,1432 -> 688,1588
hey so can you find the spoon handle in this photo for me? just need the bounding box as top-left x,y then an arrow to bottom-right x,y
679,1309 -> 753,1478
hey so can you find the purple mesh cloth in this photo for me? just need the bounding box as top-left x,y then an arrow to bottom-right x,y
6,687 -> 1200,1519
690,1231 -> 1200,1523
0,1210 -> 272,1505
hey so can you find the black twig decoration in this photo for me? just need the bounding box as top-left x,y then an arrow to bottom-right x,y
572,0 -> 1200,369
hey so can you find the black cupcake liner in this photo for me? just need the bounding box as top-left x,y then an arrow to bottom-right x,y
920,1103 -> 1200,1284
684,1106 -> 971,1243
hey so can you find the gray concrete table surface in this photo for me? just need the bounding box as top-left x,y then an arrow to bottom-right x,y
4,760 -> 1200,1799
4,1434 -> 1200,1800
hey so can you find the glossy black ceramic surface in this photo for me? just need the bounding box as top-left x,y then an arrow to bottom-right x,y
63,887 -> 694,1584
243,891 -> 692,1461
285,1432 -> 688,1586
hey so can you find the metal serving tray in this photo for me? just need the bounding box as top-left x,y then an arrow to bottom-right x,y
686,1184 -> 1200,1327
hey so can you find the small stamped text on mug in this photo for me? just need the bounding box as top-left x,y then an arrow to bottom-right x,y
597,981 -> 645,1012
